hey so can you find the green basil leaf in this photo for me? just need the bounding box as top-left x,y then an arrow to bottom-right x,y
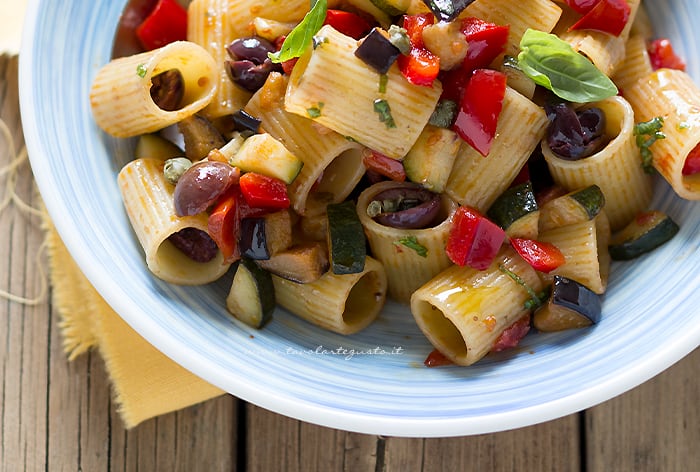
268,0 -> 327,63
394,236 -> 428,258
517,29 -> 618,103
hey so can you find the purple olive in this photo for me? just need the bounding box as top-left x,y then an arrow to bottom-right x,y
150,69 -> 184,111
227,37 -> 277,64
545,103 -> 607,160
168,227 -> 219,262
371,185 -> 441,229
173,161 -> 240,216
225,59 -> 278,92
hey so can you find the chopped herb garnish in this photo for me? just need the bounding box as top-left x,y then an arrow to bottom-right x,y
429,99 -> 458,128
307,102 -> 324,118
634,116 -> 665,174
379,74 -> 388,94
374,99 -> 396,128
136,63 -> 148,78
394,236 -> 428,257
268,0 -> 327,63
498,264 -> 548,310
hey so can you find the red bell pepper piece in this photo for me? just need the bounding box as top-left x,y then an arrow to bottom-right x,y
453,69 -> 507,157
460,17 -> 510,73
324,10 -> 373,40
208,187 -> 242,263
648,38 -> 687,71
135,0 -> 188,51
398,13 -> 440,87
682,142 -> 700,175
492,314 -> 531,352
362,150 -> 406,182
273,36 -> 298,75
446,207 -> 506,270
239,172 -> 291,210
424,349 -> 453,367
568,0 -> 631,37
510,238 -> 565,273
564,0 -> 599,14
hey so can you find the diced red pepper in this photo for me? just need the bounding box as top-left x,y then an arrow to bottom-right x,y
362,150 -> 406,182
460,17 -> 510,72
648,38 -> 687,71
239,172 -> 291,210
564,0 -> 599,14
398,48 -> 440,86
398,13 -> 440,86
492,314 -> 531,352
207,187 -> 242,263
682,142 -> 700,175
453,69 -> 507,157
135,0 -> 187,51
510,166 -> 531,187
568,0 -> 631,37
446,206 -> 506,270
324,10 -> 373,40
424,349 -> 453,367
510,238 -> 566,273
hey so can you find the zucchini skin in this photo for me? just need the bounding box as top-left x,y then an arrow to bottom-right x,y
327,201 -> 367,275
608,213 -> 679,260
487,182 -> 539,230
226,258 -> 275,329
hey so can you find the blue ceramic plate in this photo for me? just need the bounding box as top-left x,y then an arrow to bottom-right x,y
20,0 -> 700,436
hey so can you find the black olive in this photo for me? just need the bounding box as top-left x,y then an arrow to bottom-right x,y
173,161 -> 239,216
370,185 -> 442,229
227,37 -> 277,64
545,103 -> 607,160
150,69 -> 184,111
168,227 -> 219,262
225,59 -> 278,92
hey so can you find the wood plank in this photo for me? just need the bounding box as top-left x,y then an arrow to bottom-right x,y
586,347 -> 700,471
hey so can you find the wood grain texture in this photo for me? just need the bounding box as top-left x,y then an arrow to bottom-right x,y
1,52 -> 699,471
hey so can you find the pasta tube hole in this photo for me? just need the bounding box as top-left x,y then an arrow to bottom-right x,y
342,270 -> 385,329
151,233 -> 226,285
305,148 -> 364,213
412,300 -> 468,361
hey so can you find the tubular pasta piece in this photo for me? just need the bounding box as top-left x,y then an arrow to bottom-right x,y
90,41 -> 217,137
117,158 -> 231,285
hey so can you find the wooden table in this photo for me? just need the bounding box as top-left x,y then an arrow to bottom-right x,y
1,53 -> 698,471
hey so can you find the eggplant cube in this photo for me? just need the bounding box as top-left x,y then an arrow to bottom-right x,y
534,276 -> 602,332
354,28 -> 401,75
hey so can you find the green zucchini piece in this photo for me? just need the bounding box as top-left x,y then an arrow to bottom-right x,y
403,125 -> 460,193
229,133 -> 303,184
486,182 -> 540,238
370,0 -> 410,16
533,275 -> 601,332
226,258 -> 275,329
134,134 -> 183,160
539,185 -> 605,232
327,201 -> 366,274
608,210 -> 679,260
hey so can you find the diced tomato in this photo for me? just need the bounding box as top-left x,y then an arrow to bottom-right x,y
492,314 -> 531,352
568,0 -> 631,37
453,69 -> 507,157
460,17 -> 510,72
402,13 -> 434,49
648,38 -> 687,71
510,238 -> 566,273
135,0 -> 187,51
446,206 -> 506,270
207,187 -> 242,263
682,142 -> 700,175
239,172 -> 291,210
324,10 -> 372,39
397,47 -> 440,86
362,150 -> 406,182
424,349 -> 453,367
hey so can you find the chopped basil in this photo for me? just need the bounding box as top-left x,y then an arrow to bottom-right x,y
498,264 -> 548,310
379,74 -> 388,94
517,29 -> 618,103
394,236 -> 428,257
307,102 -> 324,118
429,99 -> 457,128
634,116 -> 665,174
373,99 -> 396,128
268,0 -> 327,63
136,63 -> 148,78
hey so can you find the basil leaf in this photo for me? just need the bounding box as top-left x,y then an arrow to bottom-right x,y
517,29 -> 618,103
268,0 -> 327,63
394,236 -> 428,258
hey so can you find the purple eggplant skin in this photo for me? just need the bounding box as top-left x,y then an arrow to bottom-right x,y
354,28 -> 401,74
240,217 -> 270,260
545,103 -> 607,160
371,185 -> 442,229
173,161 -> 239,217
167,227 -> 219,262
551,275 -> 602,324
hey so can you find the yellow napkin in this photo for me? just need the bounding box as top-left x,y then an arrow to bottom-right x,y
45,221 -> 225,428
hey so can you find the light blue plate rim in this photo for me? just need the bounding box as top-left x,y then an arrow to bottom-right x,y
18,0 -> 700,436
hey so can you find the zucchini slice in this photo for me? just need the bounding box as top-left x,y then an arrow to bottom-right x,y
486,182 -> 540,239
539,185 -> 605,232
228,133 -> 303,184
403,125 -> 460,193
608,211 -> 679,260
226,258 -> 275,329
256,243 -> 330,284
327,201 -> 367,274
533,276 -> 601,332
